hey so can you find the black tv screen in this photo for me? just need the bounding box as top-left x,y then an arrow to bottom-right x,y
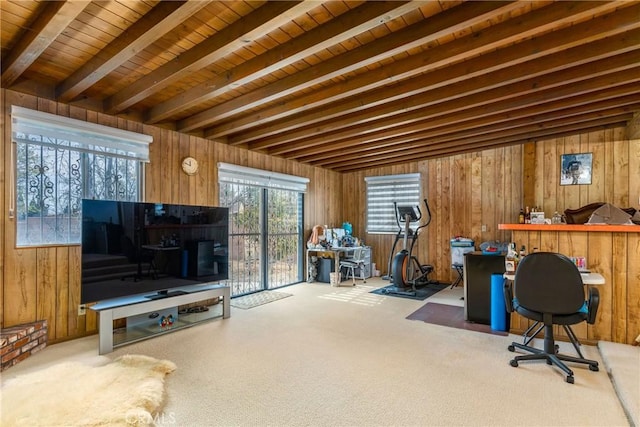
81,199 -> 229,303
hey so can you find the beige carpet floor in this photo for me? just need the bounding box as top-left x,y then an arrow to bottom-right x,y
1,278 -> 631,426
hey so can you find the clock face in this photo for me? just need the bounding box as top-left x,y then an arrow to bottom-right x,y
181,156 -> 198,175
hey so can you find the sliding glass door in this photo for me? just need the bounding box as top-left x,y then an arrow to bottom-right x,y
220,181 -> 304,296
266,188 -> 304,290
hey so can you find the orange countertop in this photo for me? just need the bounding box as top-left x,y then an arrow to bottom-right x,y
498,223 -> 640,233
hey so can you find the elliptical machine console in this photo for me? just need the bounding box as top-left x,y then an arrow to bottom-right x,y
385,198 -> 439,296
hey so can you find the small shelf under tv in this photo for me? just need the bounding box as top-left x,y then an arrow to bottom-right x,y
91,283 -> 230,354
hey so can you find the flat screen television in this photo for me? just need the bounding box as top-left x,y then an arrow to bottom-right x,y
81,199 -> 229,303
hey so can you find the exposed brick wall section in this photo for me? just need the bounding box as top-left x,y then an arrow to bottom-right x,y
1,320 -> 48,371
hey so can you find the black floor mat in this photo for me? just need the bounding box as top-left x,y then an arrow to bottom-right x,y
370,282 -> 449,300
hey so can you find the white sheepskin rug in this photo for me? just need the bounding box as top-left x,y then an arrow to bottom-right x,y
0,354 -> 176,426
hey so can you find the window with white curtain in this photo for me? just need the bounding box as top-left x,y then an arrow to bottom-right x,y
11,106 -> 152,247
365,173 -> 421,234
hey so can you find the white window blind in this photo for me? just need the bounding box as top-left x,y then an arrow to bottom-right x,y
365,173 -> 421,234
11,106 -> 153,162
218,162 -> 309,192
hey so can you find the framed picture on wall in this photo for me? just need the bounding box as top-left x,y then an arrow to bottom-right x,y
560,152 -> 592,185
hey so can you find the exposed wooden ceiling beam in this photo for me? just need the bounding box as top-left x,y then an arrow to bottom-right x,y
264,36 -> 640,156
248,6 -> 640,152
178,1 -> 522,132
104,1 -> 319,114
299,93 -> 640,164
218,1 -> 623,143
2,1 -> 638,173
56,1 -> 208,103
329,118 -> 631,172
1,1 -> 89,86
278,66 -> 640,164
144,1 -> 420,124
311,107 -> 639,166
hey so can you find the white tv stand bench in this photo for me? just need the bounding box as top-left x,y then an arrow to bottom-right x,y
91,283 -> 230,354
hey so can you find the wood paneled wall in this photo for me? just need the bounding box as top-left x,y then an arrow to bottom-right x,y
530,128 -> 640,217
510,228 -> 640,345
2,88 -> 637,344
342,146 -> 524,283
343,131 -> 639,287
1,89 -> 342,342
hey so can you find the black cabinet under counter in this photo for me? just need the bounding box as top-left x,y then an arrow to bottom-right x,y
463,251 -> 506,325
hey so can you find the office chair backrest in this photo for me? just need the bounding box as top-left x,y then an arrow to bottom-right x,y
513,252 -> 585,315
352,247 -> 365,261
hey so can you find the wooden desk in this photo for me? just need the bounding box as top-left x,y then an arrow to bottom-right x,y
306,247 -> 366,282
498,223 -> 640,344
504,272 -> 605,285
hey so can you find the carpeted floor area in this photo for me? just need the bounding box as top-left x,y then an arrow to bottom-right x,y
1,279 -> 632,427
598,341 -> 639,426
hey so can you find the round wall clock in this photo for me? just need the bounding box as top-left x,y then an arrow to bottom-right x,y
181,156 -> 199,175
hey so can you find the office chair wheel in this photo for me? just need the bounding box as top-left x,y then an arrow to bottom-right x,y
566,375 -> 574,384
509,359 -> 518,367
589,364 -> 599,372
507,345 -> 515,352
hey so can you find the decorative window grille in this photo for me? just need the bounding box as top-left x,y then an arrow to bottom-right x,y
365,173 -> 421,234
218,163 -> 308,296
11,106 -> 152,247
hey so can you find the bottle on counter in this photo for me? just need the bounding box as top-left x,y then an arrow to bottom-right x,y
524,206 -> 531,224
519,245 -> 526,259
505,242 -> 518,273
518,208 -> 525,224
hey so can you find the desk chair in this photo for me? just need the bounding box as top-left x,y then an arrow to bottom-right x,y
503,252 -> 599,384
340,247 -> 367,285
451,264 -> 464,289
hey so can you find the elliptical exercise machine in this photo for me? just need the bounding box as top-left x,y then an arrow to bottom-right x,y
384,199 -> 439,297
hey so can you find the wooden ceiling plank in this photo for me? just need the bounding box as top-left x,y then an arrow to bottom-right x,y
309,104 -> 640,166
226,0 -> 620,145
145,1 -> 420,124
56,1 -> 208,103
274,67 -> 640,163
267,34 -> 640,156
1,1 -> 90,86
333,121 -> 629,173
298,92 -> 640,163
249,4 -> 640,151
178,1 -> 522,132
327,115 -> 632,170
104,1 -> 319,114
282,63 -> 640,164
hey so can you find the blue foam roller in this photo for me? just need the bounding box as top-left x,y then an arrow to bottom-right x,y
490,273 -> 507,331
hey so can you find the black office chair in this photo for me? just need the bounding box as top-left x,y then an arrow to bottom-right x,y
503,252 -> 599,384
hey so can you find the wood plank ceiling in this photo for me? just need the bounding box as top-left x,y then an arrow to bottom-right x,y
2,1 -> 639,173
